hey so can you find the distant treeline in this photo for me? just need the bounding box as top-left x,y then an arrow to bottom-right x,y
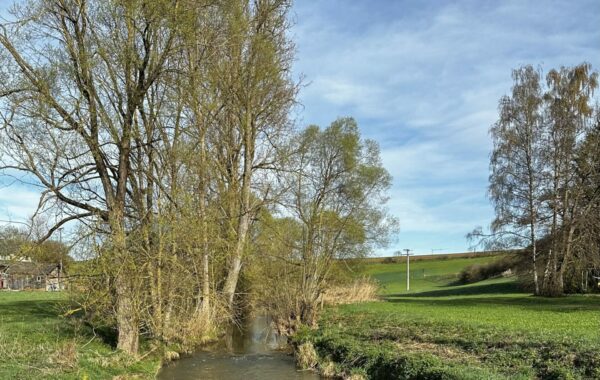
347,250 -> 515,264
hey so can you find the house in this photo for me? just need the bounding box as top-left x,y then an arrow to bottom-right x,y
0,261 -> 65,291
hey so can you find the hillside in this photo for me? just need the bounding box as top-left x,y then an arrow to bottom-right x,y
363,254 -> 514,295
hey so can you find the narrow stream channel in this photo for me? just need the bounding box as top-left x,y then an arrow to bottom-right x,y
158,315 -> 320,380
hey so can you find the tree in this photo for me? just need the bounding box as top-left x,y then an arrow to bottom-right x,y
0,0 -> 182,354
542,64 -> 598,294
1,0 -> 300,353
481,63 -> 599,296
488,66 -> 544,294
208,0 -> 298,309
278,117 -> 396,325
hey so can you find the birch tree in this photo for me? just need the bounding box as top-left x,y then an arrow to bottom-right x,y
484,63 -> 599,296
488,66 -> 544,294
542,64 -> 598,294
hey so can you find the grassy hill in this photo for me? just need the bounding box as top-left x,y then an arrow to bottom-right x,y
363,254 -> 513,295
297,253 -> 600,379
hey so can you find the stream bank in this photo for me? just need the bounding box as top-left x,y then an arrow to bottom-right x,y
157,315 -> 320,380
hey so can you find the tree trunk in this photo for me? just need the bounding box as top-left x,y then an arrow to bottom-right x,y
557,225 -> 576,294
116,272 -> 139,355
223,218 -> 247,308
542,249 -> 553,295
111,210 -> 139,355
532,237 -> 539,295
223,113 -> 254,309
201,248 -> 210,314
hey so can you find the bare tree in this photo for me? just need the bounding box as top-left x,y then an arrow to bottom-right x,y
482,63 -> 599,296
542,64 -> 598,294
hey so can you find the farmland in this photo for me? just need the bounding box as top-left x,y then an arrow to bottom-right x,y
296,254 -> 600,379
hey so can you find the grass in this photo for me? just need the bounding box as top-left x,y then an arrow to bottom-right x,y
0,291 -> 160,380
297,254 -> 600,379
363,255 -> 510,295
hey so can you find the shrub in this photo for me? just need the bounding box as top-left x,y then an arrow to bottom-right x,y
458,256 -> 517,284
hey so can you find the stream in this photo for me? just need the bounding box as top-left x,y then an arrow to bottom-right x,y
157,315 -> 320,380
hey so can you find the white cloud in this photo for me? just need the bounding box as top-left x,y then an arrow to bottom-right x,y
292,0 -> 600,253
0,185 -> 40,224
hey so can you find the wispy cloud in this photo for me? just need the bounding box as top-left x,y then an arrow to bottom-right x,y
0,1 -> 598,254
292,0 -> 600,254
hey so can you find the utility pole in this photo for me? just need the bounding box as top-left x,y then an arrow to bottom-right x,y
403,249 -> 412,291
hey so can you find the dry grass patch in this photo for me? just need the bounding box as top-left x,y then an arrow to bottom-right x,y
49,340 -> 78,369
398,341 -> 481,363
344,374 -> 366,380
163,350 -> 180,362
320,360 -> 338,378
322,278 -> 379,305
296,342 -> 319,369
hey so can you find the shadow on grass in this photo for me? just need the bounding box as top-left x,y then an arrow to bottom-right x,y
0,294 -> 119,348
382,281 -> 600,311
386,281 -> 521,298
0,299 -> 61,321
384,295 -> 600,312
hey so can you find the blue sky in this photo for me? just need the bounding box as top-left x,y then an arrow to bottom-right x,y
1,1 -> 599,255
291,0 -> 600,255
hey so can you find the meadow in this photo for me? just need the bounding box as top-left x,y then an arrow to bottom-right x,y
3,254 -> 600,379
0,291 -> 159,380
296,254 -> 600,379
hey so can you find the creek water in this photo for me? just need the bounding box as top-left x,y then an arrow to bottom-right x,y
157,315 -> 320,380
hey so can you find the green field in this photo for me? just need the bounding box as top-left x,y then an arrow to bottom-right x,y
0,291 -> 159,379
297,254 -> 600,379
363,255 -> 513,295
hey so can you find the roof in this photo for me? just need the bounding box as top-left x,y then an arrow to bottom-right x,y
0,261 -> 60,276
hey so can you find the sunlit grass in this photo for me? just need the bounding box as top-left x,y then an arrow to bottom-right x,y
303,255 -> 600,379
0,291 -> 160,380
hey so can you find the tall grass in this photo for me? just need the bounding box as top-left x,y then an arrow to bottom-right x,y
322,277 -> 379,305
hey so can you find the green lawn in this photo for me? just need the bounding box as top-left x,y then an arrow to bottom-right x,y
0,291 -> 160,379
298,254 -> 600,379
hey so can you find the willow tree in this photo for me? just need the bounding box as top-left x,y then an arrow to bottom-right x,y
0,0 -> 182,354
208,0 -> 298,308
279,117 -> 395,325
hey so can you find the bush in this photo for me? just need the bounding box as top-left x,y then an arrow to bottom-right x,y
458,256 -> 517,284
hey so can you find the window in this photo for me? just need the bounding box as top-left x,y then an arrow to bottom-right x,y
37,276 -> 42,282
